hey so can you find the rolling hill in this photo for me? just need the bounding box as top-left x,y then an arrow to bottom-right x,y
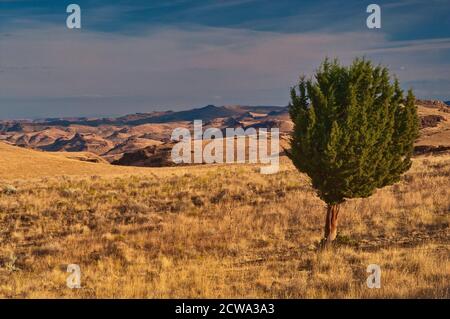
0,142 -> 152,179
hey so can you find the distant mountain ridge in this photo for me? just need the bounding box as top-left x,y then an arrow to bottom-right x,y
1,100 -> 448,167
0,105 -> 286,128
0,104 -> 289,162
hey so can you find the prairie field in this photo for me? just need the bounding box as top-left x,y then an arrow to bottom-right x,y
0,142 -> 448,298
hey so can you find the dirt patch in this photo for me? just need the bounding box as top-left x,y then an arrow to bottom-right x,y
414,145 -> 450,155
420,115 -> 446,128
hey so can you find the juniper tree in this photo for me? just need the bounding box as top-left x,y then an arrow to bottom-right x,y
288,58 -> 419,246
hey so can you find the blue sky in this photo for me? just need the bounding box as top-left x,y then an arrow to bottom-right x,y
0,0 -> 449,118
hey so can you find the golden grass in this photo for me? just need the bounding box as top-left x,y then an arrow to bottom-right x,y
0,142 -> 448,298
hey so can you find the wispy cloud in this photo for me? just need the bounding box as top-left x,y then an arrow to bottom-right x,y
0,0 -> 449,118
1,22 -> 449,118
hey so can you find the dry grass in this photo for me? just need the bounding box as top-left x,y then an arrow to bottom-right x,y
0,142 -> 449,298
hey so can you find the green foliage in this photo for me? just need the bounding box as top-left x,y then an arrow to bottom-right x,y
289,58 -> 419,205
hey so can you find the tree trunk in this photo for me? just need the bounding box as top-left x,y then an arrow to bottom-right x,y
324,203 -> 340,247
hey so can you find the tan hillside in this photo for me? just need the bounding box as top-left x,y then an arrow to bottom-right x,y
0,141 -> 245,180
0,142 -> 154,180
54,152 -> 110,164
416,102 -> 450,147
103,137 -> 163,162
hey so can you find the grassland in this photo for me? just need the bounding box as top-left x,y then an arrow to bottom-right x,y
0,142 -> 449,298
